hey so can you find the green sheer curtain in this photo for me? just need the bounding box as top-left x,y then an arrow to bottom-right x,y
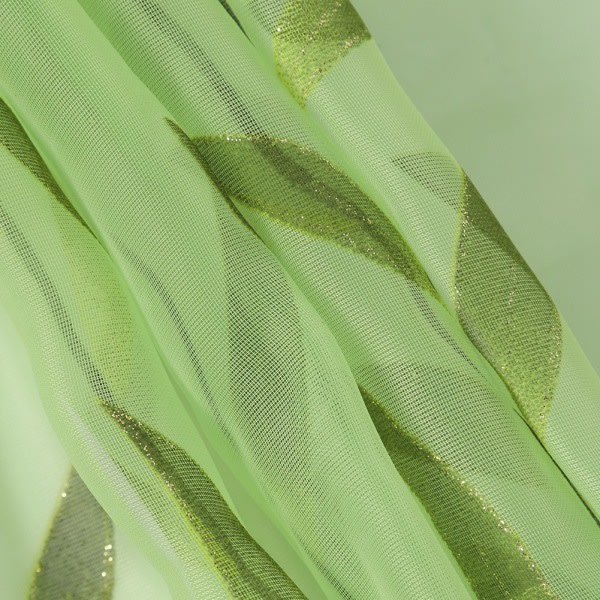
354,0 -> 600,376
0,1 -> 598,598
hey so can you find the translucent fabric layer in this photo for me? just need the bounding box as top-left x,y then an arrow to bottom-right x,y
0,1 -> 598,598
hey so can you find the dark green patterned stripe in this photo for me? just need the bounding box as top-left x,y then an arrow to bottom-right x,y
187,132 -> 437,298
360,386 -> 555,599
0,99 -> 90,233
274,0 -> 371,105
105,405 -> 307,599
455,175 -> 561,438
29,468 -> 114,600
394,152 -> 562,438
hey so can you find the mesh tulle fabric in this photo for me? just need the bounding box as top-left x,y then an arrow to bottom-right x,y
0,1 -> 599,599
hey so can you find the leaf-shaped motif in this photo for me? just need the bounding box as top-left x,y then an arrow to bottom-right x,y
274,0 -> 371,105
0,99 -> 90,233
105,404 -> 307,600
394,152 -> 562,438
360,386 -> 555,599
29,468 -> 114,600
182,128 -> 437,298
217,198 -> 310,476
455,176 -> 561,438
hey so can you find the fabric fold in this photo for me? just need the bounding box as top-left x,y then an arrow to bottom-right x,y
1,1 -> 598,598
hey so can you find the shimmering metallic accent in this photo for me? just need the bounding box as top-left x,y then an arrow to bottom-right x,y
188,131 -> 437,298
454,174 -> 562,438
106,405 -> 306,599
28,468 -> 114,600
361,387 -> 557,599
0,99 -> 90,233
274,0 -> 371,105
393,153 -> 562,437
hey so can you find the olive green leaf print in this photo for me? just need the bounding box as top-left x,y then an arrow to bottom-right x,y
105,404 -> 307,600
394,151 -> 562,439
186,131 -> 437,297
361,387 -> 555,600
29,468 -> 114,600
274,0 -> 371,105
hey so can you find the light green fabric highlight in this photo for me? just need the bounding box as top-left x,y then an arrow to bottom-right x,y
0,304 -> 69,600
1,1 -> 600,598
454,175 -> 562,438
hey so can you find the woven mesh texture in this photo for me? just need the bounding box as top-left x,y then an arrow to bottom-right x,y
1,1 -> 599,598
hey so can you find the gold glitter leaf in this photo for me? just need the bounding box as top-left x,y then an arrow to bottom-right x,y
106,404 -> 307,600
394,151 -> 562,439
455,176 -> 562,439
183,129 -> 437,298
361,387 -> 556,599
274,0 -> 371,105
28,468 -> 114,600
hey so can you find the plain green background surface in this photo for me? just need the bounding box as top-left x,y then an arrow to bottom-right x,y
353,1 -> 600,375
